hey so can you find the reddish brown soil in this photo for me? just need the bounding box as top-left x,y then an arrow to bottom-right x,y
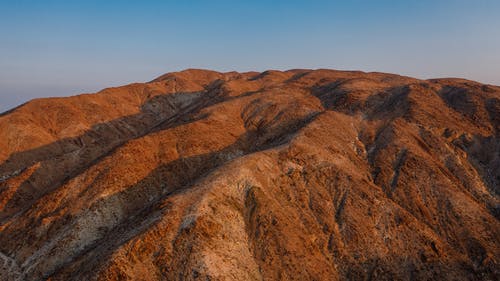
0,69 -> 499,280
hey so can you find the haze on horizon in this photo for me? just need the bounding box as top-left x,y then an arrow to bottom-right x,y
1,0 -> 499,113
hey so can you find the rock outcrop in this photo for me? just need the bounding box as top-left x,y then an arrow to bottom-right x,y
0,69 -> 498,280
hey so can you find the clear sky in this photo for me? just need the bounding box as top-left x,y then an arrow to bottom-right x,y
1,0 -> 499,112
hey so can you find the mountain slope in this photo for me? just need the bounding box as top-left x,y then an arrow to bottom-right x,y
0,69 -> 499,280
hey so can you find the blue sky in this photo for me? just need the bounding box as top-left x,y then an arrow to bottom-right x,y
1,0 -> 499,112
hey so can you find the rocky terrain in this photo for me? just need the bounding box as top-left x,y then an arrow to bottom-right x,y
0,69 -> 498,280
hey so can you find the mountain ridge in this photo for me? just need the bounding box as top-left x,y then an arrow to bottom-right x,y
0,69 -> 499,280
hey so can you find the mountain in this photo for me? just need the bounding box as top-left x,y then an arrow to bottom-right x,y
0,69 -> 499,280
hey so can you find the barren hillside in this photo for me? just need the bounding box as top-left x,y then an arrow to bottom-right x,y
0,69 -> 499,280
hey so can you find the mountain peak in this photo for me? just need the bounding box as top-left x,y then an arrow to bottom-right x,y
0,69 -> 499,280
